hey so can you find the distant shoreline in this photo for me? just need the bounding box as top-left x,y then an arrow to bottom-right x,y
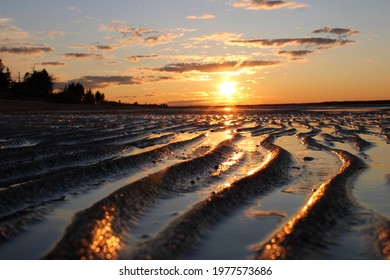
0,96 -> 389,113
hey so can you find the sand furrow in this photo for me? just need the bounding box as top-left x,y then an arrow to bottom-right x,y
0,134 -> 175,189
127,138 -> 293,260
0,134 -> 206,219
254,136 -> 368,259
45,135 -> 242,259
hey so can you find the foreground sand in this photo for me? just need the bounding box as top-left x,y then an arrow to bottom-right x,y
0,105 -> 389,259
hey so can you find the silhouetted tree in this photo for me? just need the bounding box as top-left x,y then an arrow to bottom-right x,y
23,68 -> 53,97
84,88 -> 95,104
95,90 -> 105,104
62,82 -> 85,103
0,59 -> 12,91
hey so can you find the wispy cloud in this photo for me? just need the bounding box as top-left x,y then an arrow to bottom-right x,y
228,26 -> 358,65
231,0 -> 307,10
0,23 -> 29,42
100,20 -> 189,47
47,30 -> 66,40
0,21 -> 56,56
106,61 -> 121,65
0,45 -> 54,54
68,6 -> 81,13
70,43 -> 122,52
100,21 -> 157,38
126,55 -> 161,62
228,27 -> 358,63
229,37 -> 354,48
191,32 -> 243,42
186,14 -> 215,20
145,75 -> 175,83
68,74 -> 174,88
95,44 -> 123,51
70,75 -> 142,88
277,50 -> 314,60
38,61 -> 65,66
143,33 -> 185,46
0,18 -> 11,23
62,52 -> 107,60
154,60 -> 280,73
313,27 -> 359,36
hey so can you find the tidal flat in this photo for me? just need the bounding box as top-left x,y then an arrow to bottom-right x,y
0,106 -> 389,260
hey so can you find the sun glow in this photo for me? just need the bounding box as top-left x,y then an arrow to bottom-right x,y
218,81 -> 237,98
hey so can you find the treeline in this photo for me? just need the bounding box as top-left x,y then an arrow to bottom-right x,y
1,59 -> 105,104
1,59 -> 169,108
50,82 -> 105,104
0,59 -> 103,104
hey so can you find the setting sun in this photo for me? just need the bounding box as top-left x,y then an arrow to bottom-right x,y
218,81 -> 237,98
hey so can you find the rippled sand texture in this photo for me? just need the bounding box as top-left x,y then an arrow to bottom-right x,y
0,109 -> 389,260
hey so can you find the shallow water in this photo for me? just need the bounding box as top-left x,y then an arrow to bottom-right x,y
0,108 -> 389,260
354,134 -> 390,218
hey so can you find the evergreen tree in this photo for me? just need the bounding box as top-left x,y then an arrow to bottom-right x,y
62,82 -> 85,103
23,68 -> 53,97
84,89 -> 95,104
95,90 -> 105,104
0,59 -> 12,91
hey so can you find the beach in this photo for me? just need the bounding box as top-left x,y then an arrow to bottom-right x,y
0,104 -> 389,260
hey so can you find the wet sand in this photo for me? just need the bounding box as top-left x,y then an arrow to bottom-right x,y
0,104 -> 389,259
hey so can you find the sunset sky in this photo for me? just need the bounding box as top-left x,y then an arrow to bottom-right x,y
1,0 -> 389,106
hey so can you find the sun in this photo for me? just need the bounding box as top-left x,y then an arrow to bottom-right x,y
218,81 -> 237,98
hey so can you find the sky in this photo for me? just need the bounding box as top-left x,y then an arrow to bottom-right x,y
1,0 -> 389,106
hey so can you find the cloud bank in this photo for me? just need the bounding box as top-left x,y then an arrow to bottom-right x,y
67,74 -> 174,89
229,37 -> 354,48
155,60 -> 280,73
0,45 -> 54,54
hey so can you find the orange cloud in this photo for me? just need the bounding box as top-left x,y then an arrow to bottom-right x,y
155,60 -> 280,73
186,14 -> 215,20
190,32 -> 243,42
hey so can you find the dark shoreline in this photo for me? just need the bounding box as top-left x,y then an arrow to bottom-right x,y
0,98 -> 389,113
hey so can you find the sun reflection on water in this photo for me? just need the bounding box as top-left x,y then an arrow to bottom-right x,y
211,152 -> 244,177
378,224 -> 390,259
247,153 -> 272,176
259,176 -> 329,259
82,205 -> 121,260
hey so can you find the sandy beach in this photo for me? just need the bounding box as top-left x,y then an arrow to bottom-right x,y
0,104 -> 389,260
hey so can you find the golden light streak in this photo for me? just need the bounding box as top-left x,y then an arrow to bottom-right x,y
82,205 -> 121,260
211,152 -> 244,177
247,153 -> 272,176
